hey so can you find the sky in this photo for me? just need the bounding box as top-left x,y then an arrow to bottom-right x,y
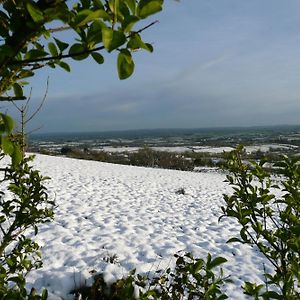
4,0 -> 300,133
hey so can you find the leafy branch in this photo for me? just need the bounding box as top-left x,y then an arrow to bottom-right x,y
221,146 -> 300,299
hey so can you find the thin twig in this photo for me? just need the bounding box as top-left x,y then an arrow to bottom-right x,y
26,125 -> 44,135
136,20 -> 159,34
48,25 -> 71,33
25,78 -> 49,124
11,99 -> 22,113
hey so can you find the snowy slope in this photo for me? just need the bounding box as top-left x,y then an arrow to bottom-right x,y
9,155 -> 270,299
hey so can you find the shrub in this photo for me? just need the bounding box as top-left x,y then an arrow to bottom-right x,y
175,188 -> 186,195
221,146 -> 300,299
130,147 -> 193,171
60,146 -> 73,155
72,252 -> 229,300
0,155 -> 54,299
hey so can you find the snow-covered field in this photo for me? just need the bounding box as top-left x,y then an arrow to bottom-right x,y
6,155 -> 271,299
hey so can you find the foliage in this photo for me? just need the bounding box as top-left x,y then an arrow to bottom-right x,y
60,146 -> 73,155
129,147 -> 193,171
0,155 -> 54,299
72,252 -> 229,300
56,145 -> 194,171
0,1 -> 164,297
0,113 -> 22,166
0,0 -> 164,101
48,144 -> 296,171
221,145 -> 300,299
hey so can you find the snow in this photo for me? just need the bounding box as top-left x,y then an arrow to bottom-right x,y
245,144 -> 298,153
2,154 -> 271,299
192,146 -> 235,153
96,146 -> 140,153
98,146 -> 236,153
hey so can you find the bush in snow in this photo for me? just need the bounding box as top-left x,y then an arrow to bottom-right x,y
0,155 -> 54,299
221,145 -> 300,299
72,252 -> 229,300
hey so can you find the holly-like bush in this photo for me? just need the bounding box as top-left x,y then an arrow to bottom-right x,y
221,146 -> 300,299
0,154 -> 54,299
73,252 -> 229,300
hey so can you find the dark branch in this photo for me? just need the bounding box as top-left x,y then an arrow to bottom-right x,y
48,25 -> 71,33
10,45 -> 105,66
136,20 -> 159,34
0,96 -> 26,101
25,78 -> 49,124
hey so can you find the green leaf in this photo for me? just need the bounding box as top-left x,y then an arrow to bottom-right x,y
8,276 -> 23,284
194,259 -> 204,273
5,258 -> 14,268
48,62 -> 56,69
54,38 -> 69,52
1,136 -> 14,155
26,2 -> 44,23
127,34 -> 153,52
218,295 -> 228,300
58,61 -> 71,72
81,0 -> 91,9
207,257 -> 227,270
102,27 -> 113,50
24,49 -> 48,60
117,49 -> 135,79
11,146 -> 22,166
0,114 -> 14,133
226,237 -> 244,244
87,20 -> 104,45
91,52 -> 104,64
102,27 -> 126,52
137,0 -> 163,19
108,0 -> 119,14
13,83 -> 23,98
124,0 -> 136,14
127,34 -> 142,50
240,227 -> 249,242
243,282 -> 264,296
144,43 -> 154,52
122,15 -> 140,32
42,29 -> 50,39
68,43 -> 89,60
18,69 -> 34,80
41,289 -> 48,300
73,9 -> 110,27
48,42 -> 58,56
263,291 -> 282,299
93,0 -> 104,9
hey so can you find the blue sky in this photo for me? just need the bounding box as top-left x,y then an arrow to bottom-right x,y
6,0 -> 300,133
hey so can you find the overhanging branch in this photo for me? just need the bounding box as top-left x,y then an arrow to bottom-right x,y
9,20 -> 159,66
10,45 -> 105,66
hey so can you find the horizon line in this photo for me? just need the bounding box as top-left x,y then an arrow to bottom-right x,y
30,123 -> 300,136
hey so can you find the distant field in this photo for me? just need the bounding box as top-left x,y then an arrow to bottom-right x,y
29,125 -> 300,153
28,126 -> 300,171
